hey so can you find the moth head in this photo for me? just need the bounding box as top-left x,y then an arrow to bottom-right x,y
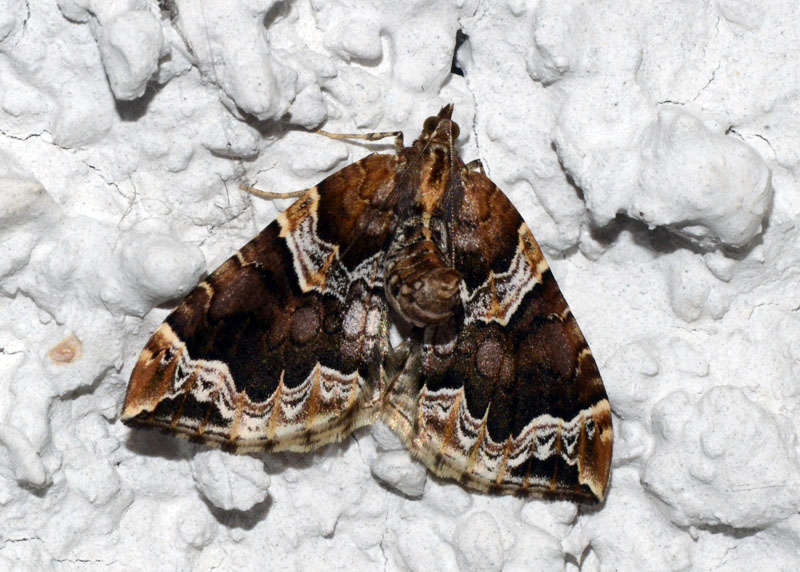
419,104 -> 461,145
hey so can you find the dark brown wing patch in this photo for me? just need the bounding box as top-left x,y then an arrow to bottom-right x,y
123,154 -> 401,452
381,166 -> 612,503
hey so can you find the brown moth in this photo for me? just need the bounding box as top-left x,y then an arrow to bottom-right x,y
122,105 -> 613,503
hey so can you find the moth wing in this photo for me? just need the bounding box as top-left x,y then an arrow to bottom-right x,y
386,169 -> 612,503
122,154 -> 400,452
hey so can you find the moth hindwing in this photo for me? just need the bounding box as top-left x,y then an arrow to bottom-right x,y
122,104 -> 613,503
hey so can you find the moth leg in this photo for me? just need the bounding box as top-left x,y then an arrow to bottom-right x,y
315,129 -> 404,153
465,159 -> 485,174
239,184 -> 307,200
385,339 -> 412,374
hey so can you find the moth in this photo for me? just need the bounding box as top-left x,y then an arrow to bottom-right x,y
121,105 -> 613,503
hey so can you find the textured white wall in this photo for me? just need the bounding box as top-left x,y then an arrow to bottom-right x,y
1,0 -> 798,570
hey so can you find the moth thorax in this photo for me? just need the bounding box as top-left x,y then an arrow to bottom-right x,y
384,239 -> 461,328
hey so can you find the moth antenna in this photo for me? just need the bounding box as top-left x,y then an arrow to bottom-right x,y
314,129 -> 405,153
239,184 -> 306,200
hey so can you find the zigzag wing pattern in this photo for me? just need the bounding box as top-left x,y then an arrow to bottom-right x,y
122,154 -> 401,452
386,167 -> 612,503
